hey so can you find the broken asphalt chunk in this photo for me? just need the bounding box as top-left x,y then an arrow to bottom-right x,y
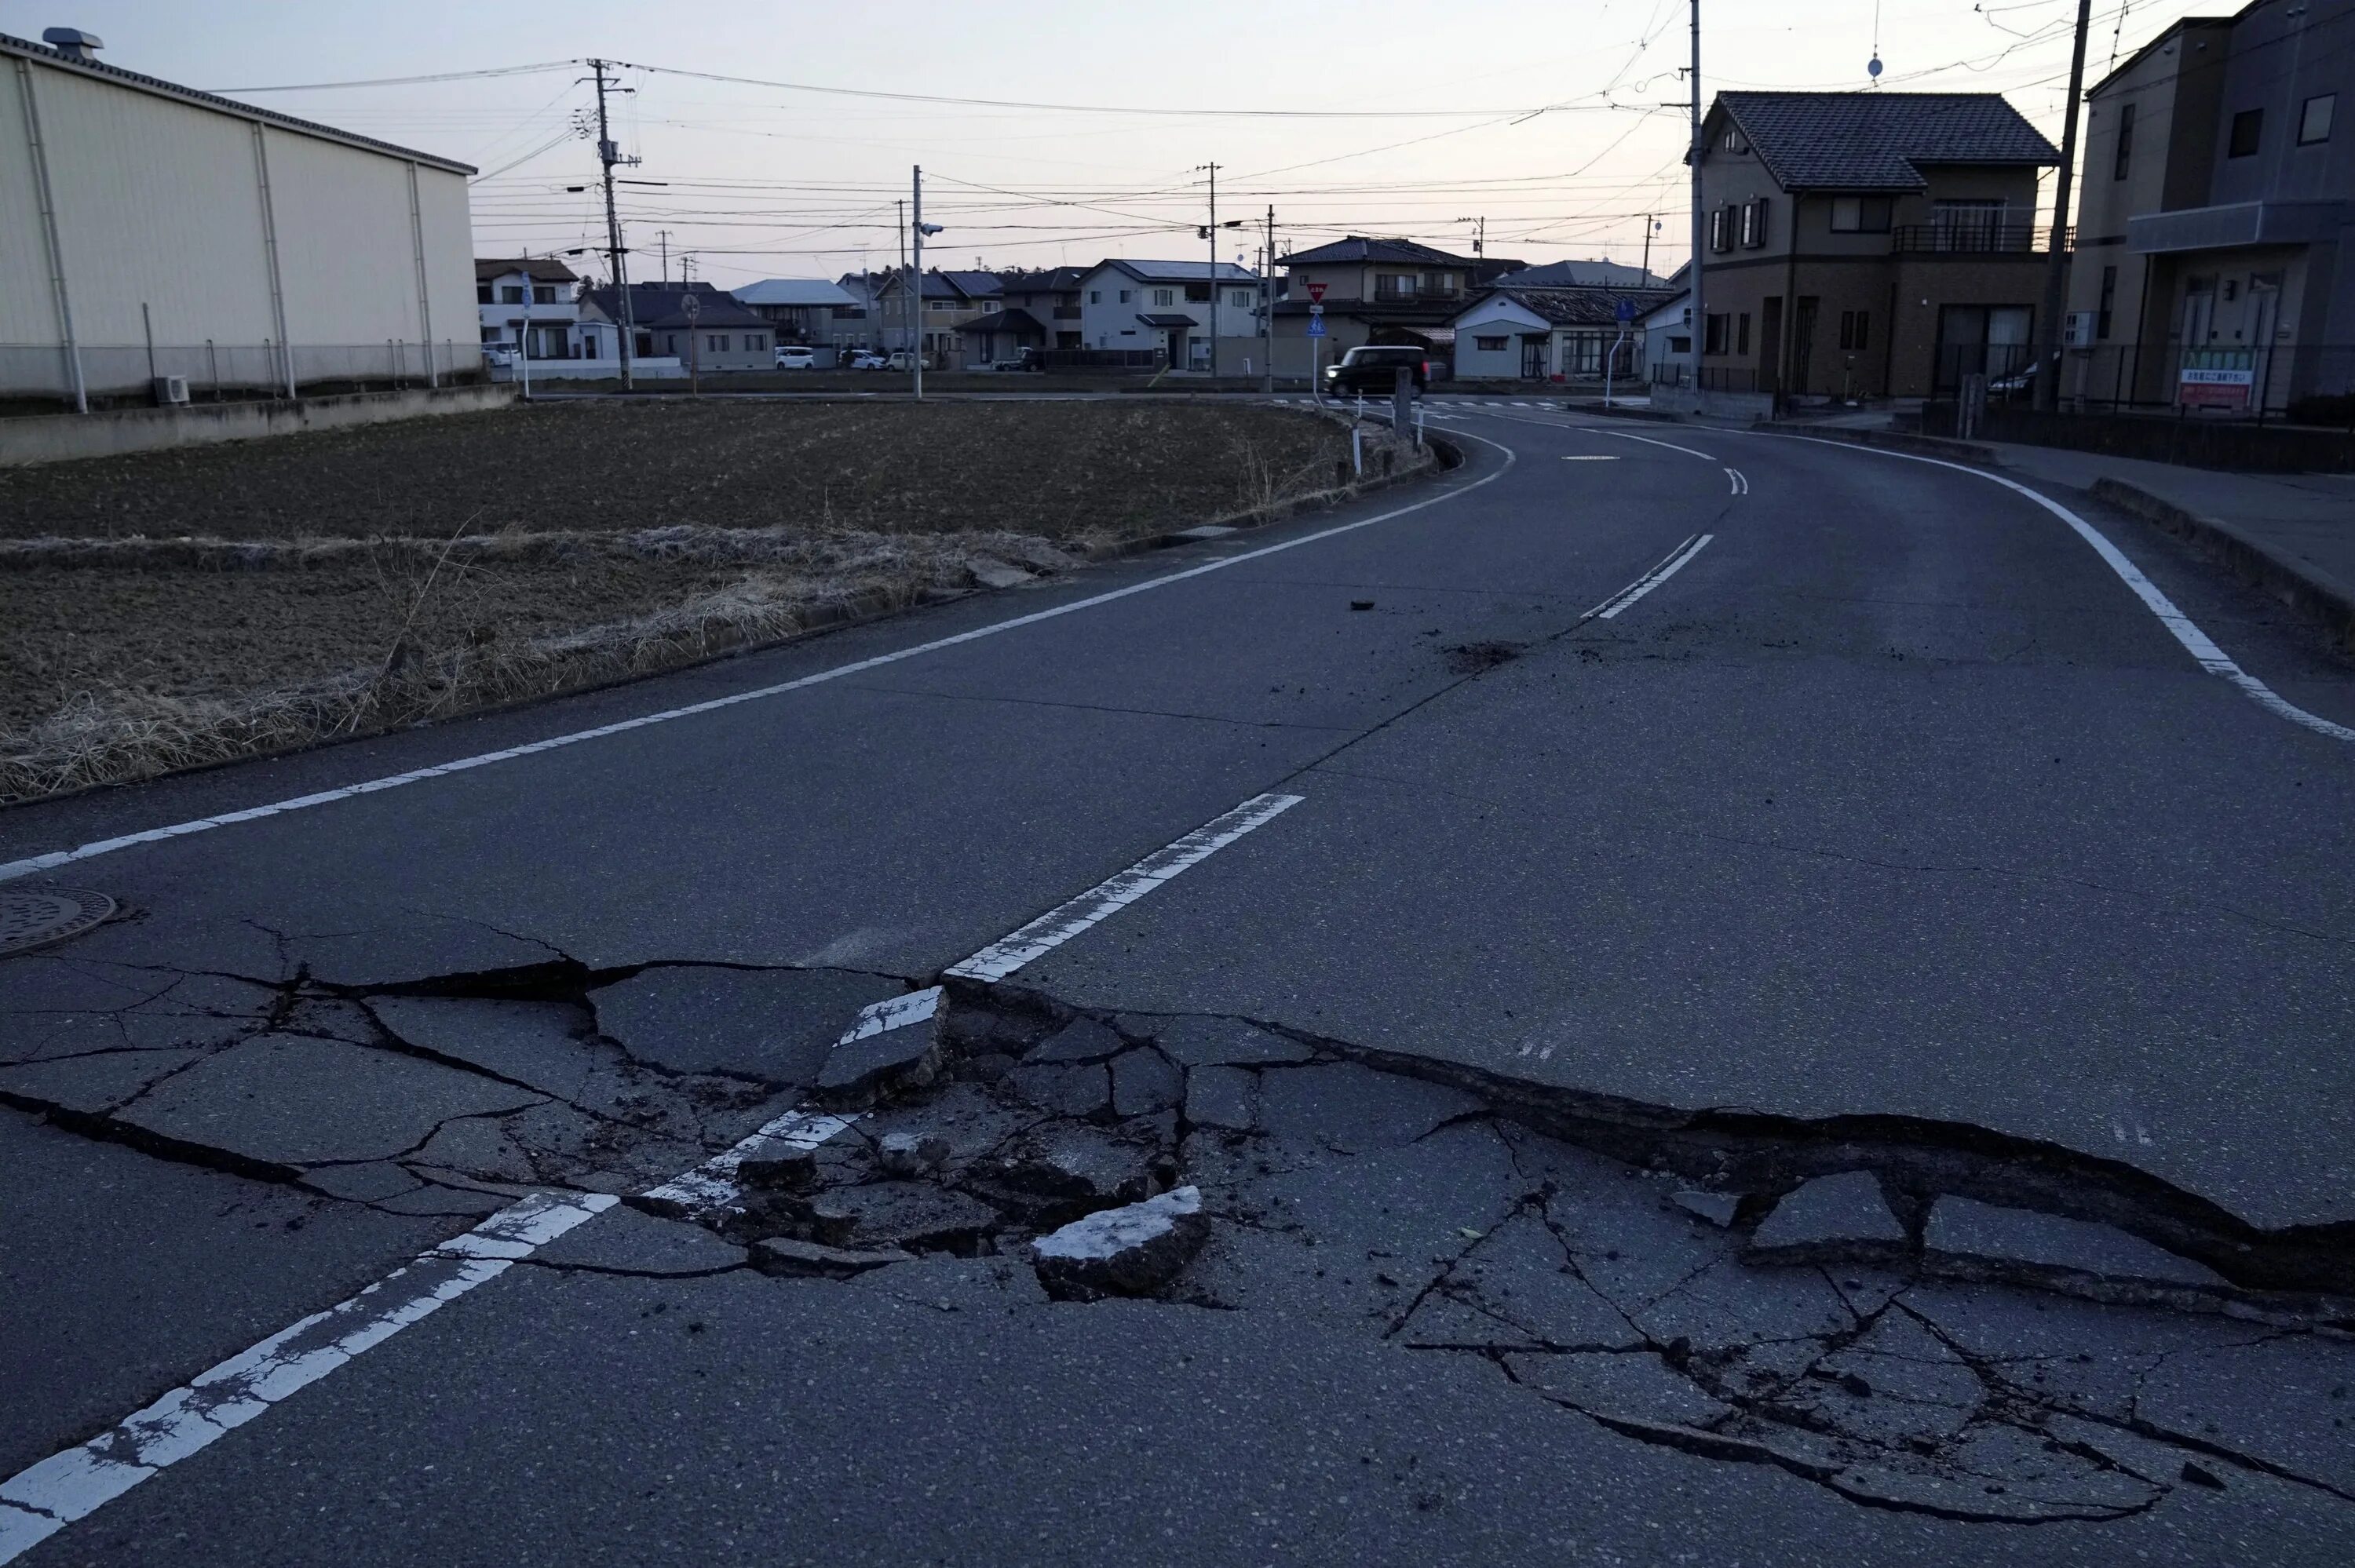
815,1016 -> 944,1110
1745,1171 -> 1904,1261
1184,1063 -> 1258,1132
1023,1018 -> 1126,1065
1253,1062 -> 1482,1151
974,1122 -> 1164,1221
1002,1060 -> 1113,1119
1109,1048 -> 1184,1117
1670,1190 -> 1743,1228
1923,1196 -> 2226,1289
597,966 -> 905,1085
1031,1185 -> 1209,1300
751,1237 -> 918,1279
801,1181 -> 1001,1253
1152,1017 -> 1315,1070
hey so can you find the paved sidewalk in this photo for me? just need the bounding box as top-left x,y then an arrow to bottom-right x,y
1988,440 -> 2355,648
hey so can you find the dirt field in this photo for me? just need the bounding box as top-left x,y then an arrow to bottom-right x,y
0,399 -> 1378,802
0,400 -> 1349,542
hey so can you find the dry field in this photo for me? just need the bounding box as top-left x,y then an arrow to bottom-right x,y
0,399 -> 1378,802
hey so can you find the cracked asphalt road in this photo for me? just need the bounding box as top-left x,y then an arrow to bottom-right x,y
4,406 -> 2353,1563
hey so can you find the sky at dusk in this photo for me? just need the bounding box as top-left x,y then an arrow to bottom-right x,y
5,0 -> 2228,285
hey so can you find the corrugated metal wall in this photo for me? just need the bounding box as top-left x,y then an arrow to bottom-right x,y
0,49 -> 480,400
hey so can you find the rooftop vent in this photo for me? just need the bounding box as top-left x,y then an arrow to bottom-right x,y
41,27 -> 104,62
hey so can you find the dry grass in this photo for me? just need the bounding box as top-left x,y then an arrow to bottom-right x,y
0,403 -> 1423,804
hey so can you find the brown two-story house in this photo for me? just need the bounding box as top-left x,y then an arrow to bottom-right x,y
1685,92 -> 2062,403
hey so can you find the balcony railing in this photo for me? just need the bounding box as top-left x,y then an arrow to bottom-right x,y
1891,224 -> 2071,255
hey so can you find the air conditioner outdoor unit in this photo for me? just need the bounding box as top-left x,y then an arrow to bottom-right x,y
2062,311 -> 2098,348
152,374 -> 189,405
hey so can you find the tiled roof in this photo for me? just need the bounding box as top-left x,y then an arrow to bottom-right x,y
1459,286 -> 1681,328
1715,91 -> 2060,191
957,308 -> 1045,335
582,283 -> 769,330
1097,259 -> 1258,283
476,257 -> 579,284
735,278 -> 858,307
1280,235 -> 1476,268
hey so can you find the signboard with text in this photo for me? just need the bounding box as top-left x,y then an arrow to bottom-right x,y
1305,282 -> 1327,303
2178,365 -> 2253,410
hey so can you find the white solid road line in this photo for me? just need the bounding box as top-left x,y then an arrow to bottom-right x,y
0,438 -> 1517,885
0,784 -> 1320,1560
1561,454 -> 1620,461
1754,432 -> 2355,745
1586,427 -> 1721,463
1586,534 -> 1715,620
0,1191 -> 615,1565
1725,467 -> 1749,495
949,792 -> 1304,983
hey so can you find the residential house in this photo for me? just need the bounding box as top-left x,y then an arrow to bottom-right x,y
864,270 -> 1002,367
996,267 -> 1087,349
1450,285 -> 1678,382
1677,91 -> 2062,407
1488,258 -> 1674,290
581,282 -> 773,372
1637,267 -> 1696,385
956,308 -> 1046,366
476,259 -> 605,362
2070,0 -> 2353,413
735,279 -> 860,366
1076,260 -> 1265,373
1269,237 -> 1521,379
835,269 -> 893,355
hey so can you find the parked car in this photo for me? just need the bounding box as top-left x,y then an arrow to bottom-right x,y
1324,345 -> 1429,396
987,357 -> 1030,373
886,350 -> 918,372
774,345 -> 817,370
481,345 -> 517,370
845,350 -> 888,370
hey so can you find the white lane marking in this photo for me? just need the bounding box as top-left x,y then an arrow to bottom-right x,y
0,439 -> 1517,886
1586,427 -> 1720,463
1561,454 -> 1620,461
1725,467 -> 1749,495
0,1191 -> 614,1565
636,1103 -> 860,1215
1586,534 -> 1715,620
947,792 -> 1304,983
0,775 -> 1322,1554
1755,432 -> 2355,745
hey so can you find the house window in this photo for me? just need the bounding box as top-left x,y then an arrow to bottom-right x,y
476,283 -> 493,304
1154,289 -> 1174,307
1703,313 -> 1729,355
2097,264 -> 2117,339
1828,196 -> 1893,233
1709,206 -> 1732,253
532,285 -> 558,304
1740,199 -> 1768,248
1838,310 -> 1870,351
1184,283 -> 1211,303
1090,290 -> 1102,304
1473,335 -> 1508,352
1118,290 -> 1133,303
1667,335 -> 1691,354
500,285 -> 524,304
2113,100 -> 2136,178
748,334 -> 766,352
1722,127 -> 1747,152
1375,272 -> 1419,301
2299,93 -> 2335,145
1932,199 -> 2007,250
1736,312 -> 1751,355
2228,108 -> 2262,157
1229,289 -> 1253,308
706,334 -> 728,352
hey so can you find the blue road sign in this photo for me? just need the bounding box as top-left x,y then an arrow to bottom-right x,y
1614,296 -> 1636,323
1305,315 -> 1326,337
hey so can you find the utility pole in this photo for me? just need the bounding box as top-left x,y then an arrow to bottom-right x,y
1687,3 -> 1706,402
1641,213 -> 1656,283
1457,215 -> 1485,261
657,228 -> 670,287
895,198 -> 907,363
911,165 -> 927,399
1262,204 -> 1275,394
1195,162 -> 1220,375
589,59 -> 638,391
2033,0 -> 2093,413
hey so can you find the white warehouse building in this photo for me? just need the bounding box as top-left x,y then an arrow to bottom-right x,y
1,27 -> 480,410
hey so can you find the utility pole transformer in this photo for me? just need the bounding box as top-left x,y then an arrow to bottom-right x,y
2034,0 -> 2093,413
589,60 -> 637,391
1687,2 -> 1706,404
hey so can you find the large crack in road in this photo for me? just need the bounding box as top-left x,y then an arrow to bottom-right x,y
6,935 -> 2353,1537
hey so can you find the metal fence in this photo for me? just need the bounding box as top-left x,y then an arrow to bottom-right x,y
1,340 -> 487,413
1933,340 -> 2355,425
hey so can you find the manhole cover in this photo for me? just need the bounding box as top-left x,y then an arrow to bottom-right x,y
1,888 -> 117,956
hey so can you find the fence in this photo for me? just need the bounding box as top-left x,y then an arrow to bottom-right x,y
1,340 -> 487,414
1928,340 -> 2355,426
1649,362 -> 1762,394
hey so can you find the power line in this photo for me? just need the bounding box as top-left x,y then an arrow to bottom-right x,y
210,61 -> 578,93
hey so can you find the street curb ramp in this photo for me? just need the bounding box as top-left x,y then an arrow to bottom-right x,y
2091,478 -> 2355,654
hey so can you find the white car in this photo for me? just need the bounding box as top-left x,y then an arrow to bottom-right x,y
845,351 -> 888,370
774,345 -> 817,370
886,350 -> 918,372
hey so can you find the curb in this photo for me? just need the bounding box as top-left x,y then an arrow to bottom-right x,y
1749,421 -> 1998,463
1565,402 -> 1681,424
1085,429 -> 1450,563
2089,478 -> 2355,652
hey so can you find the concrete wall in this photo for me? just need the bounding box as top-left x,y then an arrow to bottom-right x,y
0,42 -> 480,402
0,382 -> 516,466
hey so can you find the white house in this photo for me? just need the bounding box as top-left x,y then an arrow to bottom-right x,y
476,258 -> 604,362
735,278 -> 860,366
1638,292 -> 1695,388
1449,286 -> 1677,383
1075,260 -> 1263,373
